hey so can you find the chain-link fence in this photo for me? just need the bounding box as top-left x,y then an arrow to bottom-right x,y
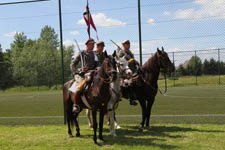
0,58 -> 72,91
0,48 -> 224,92
137,48 -> 225,88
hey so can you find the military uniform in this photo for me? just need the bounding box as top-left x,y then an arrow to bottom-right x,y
70,50 -> 97,74
119,40 -> 138,106
118,49 -> 134,61
69,39 -> 97,94
95,51 -> 105,66
118,47 -> 138,75
94,41 -> 105,67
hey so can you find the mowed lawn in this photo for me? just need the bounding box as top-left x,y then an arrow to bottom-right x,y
0,124 -> 225,150
0,86 -> 225,149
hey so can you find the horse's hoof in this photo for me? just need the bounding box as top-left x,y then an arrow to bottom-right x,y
145,126 -> 152,130
116,125 -> 121,129
94,139 -> 98,144
138,126 -> 144,132
69,134 -> 73,138
76,133 -> 80,137
99,137 -> 105,142
90,127 -> 94,131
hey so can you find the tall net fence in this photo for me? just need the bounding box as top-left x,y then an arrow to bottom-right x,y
0,0 -> 225,125
137,48 -> 225,88
0,48 -> 224,91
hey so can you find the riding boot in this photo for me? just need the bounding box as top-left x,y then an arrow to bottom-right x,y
73,91 -> 81,112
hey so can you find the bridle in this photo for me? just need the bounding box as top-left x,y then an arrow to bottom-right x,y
157,54 -> 169,95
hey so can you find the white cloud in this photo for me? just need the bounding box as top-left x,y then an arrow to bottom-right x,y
63,40 -> 75,47
3,31 -> 19,38
63,40 -> 85,53
175,0 -> 225,19
163,11 -> 171,16
77,13 -> 127,27
70,31 -> 80,35
147,18 -> 155,24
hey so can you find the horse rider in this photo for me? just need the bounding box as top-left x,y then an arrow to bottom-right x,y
70,38 -> 98,106
94,41 -> 105,66
118,40 -> 138,106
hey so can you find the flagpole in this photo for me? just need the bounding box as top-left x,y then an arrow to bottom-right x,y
87,0 -> 90,38
58,0 -> 66,125
138,0 -> 143,65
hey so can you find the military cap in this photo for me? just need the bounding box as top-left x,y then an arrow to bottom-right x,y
96,41 -> 105,47
122,40 -> 130,45
85,38 -> 95,45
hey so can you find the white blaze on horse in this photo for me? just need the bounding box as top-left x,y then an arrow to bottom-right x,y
86,51 -> 132,136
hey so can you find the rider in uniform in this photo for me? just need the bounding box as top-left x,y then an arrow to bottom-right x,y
118,40 -> 138,106
94,41 -> 105,66
70,38 -> 97,106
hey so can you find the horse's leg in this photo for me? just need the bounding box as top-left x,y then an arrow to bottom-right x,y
67,110 -> 73,137
146,97 -> 155,129
74,112 -> 80,137
85,109 -> 93,130
99,110 -> 105,141
138,99 -> 147,131
108,109 -> 116,136
114,112 -> 121,129
92,110 -> 98,144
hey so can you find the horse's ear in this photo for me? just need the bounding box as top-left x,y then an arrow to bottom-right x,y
162,47 -> 164,52
157,47 -> 161,54
112,50 -> 117,58
104,51 -> 108,58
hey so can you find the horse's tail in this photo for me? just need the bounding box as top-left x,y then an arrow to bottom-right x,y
68,94 -> 75,128
63,80 -> 75,128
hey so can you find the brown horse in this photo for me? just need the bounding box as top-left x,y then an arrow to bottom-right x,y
63,52 -> 117,144
127,47 -> 175,131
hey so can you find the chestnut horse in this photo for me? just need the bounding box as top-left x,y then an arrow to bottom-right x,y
63,52 -> 117,144
125,47 -> 175,131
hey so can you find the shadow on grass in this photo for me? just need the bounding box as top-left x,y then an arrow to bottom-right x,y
99,125 -> 224,149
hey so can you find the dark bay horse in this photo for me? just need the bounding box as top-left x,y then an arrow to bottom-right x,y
63,52 -> 117,144
129,47 -> 175,131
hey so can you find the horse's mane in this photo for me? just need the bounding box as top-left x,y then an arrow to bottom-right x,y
141,52 -> 159,73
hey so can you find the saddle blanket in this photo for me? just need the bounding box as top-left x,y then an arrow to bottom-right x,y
68,75 -> 83,93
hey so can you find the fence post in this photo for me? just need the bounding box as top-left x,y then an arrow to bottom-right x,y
19,61 -> 22,92
37,57 -> 39,91
195,50 -> 197,86
218,48 -> 221,85
173,52 -> 175,87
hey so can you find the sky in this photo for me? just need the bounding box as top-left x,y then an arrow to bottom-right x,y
0,0 -> 225,64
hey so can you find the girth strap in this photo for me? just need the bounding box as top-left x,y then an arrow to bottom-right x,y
81,95 -> 92,109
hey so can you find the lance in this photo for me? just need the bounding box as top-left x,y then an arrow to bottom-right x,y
74,39 -> 84,71
110,40 -> 122,52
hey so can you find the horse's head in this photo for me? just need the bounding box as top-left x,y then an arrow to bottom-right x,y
102,51 -> 117,81
112,50 -> 133,79
157,47 -> 175,73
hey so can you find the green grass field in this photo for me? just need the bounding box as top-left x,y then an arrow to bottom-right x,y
0,86 -> 225,149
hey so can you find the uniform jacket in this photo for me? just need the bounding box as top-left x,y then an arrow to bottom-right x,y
70,50 -> 97,73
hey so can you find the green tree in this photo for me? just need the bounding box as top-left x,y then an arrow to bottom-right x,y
38,25 -> 59,49
0,45 -> 14,90
177,64 -> 188,76
187,56 -> 202,76
10,33 -> 27,84
202,59 -> 210,75
209,58 -> 217,75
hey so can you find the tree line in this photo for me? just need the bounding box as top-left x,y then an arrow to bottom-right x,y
0,26 -> 74,90
176,56 -> 225,76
